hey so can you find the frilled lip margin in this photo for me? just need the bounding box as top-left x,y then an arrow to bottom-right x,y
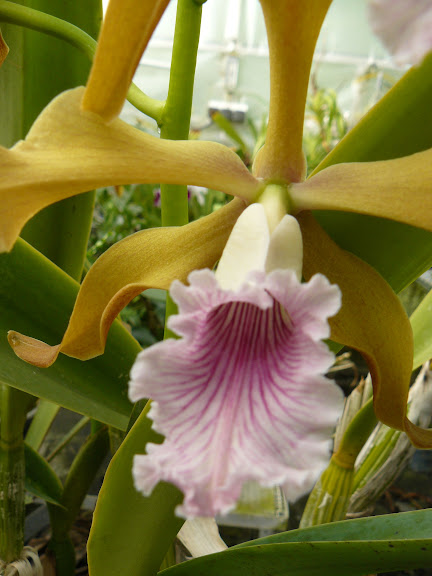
129,268 -> 343,518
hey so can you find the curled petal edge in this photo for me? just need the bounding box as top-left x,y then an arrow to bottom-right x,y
298,211 -> 432,449
8,199 -> 246,367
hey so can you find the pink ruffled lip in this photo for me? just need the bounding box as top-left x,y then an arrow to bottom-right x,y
129,268 -> 343,518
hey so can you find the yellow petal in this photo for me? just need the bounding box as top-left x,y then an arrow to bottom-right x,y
82,0 -> 169,121
298,211 -> 432,449
254,0 -> 332,182
8,199 -> 245,367
0,29 -> 9,67
290,148 -> 432,231
0,87 -> 259,253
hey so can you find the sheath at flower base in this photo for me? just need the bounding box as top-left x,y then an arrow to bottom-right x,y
129,203 -> 344,518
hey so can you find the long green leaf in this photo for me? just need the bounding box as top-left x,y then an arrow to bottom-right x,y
87,402 -> 183,576
0,239 -> 139,430
25,399 -> 60,450
162,510 -> 432,576
160,539 -> 432,576
313,52 -> 432,293
164,511 -> 432,576
236,509 -> 432,546
49,426 -> 109,538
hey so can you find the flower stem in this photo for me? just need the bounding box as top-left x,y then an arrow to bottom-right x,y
0,386 -> 33,563
159,0 -> 203,225
159,0 -> 203,336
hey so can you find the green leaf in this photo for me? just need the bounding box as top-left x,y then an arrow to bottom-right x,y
211,111 -> 247,152
24,443 -> 63,507
236,509 -> 432,546
313,52 -> 432,293
162,511 -> 432,576
87,402 -> 184,576
0,238 -> 139,430
49,426 -> 110,538
160,539 -> 432,576
411,288 -> 432,369
25,399 -> 60,450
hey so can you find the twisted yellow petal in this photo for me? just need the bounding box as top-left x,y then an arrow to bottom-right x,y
0,87 -> 259,253
254,0 -> 332,182
298,211 -> 432,449
8,199 -> 245,367
83,0 -> 170,120
290,148 -> 432,231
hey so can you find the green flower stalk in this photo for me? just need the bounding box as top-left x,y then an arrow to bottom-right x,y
0,386 -> 33,562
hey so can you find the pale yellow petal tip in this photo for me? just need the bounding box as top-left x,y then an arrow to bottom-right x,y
8,331 -> 60,368
404,416 -> 432,449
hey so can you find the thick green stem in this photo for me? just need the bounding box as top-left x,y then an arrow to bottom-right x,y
0,0 -> 95,57
159,0 -> 203,338
160,0 -> 203,227
0,0 -> 164,123
0,386 -> 33,562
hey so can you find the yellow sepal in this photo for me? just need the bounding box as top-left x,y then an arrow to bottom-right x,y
298,211 -> 432,449
0,87 -> 259,253
290,148 -> 432,231
255,0 -> 332,182
83,0 -> 170,120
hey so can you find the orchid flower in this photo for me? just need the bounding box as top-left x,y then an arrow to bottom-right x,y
368,0 -> 432,66
129,194 -> 344,517
5,0 -> 432,490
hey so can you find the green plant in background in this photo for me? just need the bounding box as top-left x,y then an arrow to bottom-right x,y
88,185 -> 162,263
304,80 -> 348,174
1,1 -> 432,575
88,183 -> 230,346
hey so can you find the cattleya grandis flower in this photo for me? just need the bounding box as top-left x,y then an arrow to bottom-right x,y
130,196 -> 344,516
4,0 -> 432,516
